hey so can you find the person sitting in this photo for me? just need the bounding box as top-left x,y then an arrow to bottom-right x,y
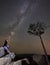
3,40 -> 11,56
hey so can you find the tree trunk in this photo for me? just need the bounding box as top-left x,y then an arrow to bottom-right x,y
39,35 -> 49,65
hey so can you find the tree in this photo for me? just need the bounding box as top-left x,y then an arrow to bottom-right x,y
27,22 -> 49,65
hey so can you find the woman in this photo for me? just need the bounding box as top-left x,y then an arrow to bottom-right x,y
3,40 -> 11,55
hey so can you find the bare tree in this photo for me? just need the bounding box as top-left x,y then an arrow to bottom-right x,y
27,22 -> 49,65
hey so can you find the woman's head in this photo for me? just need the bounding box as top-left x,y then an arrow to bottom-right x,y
3,40 -> 8,46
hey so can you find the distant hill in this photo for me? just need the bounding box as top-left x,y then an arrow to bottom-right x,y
14,54 -> 50,61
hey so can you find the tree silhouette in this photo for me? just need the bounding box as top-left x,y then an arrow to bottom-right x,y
27,22 -> 49,65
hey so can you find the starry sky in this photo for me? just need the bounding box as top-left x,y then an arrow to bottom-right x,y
0,0 -> 50,54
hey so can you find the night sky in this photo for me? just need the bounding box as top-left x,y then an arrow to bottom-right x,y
0,0 -> 50,54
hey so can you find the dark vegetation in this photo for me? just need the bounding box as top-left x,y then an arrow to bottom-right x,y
13,54 -> 50,65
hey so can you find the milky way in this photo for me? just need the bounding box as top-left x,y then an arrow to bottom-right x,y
0,0 -> 50,54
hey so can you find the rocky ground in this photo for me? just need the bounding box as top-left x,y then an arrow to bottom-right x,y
0,53 -> 50,65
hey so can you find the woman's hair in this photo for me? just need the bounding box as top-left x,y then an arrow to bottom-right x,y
3,40 -> 8,46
